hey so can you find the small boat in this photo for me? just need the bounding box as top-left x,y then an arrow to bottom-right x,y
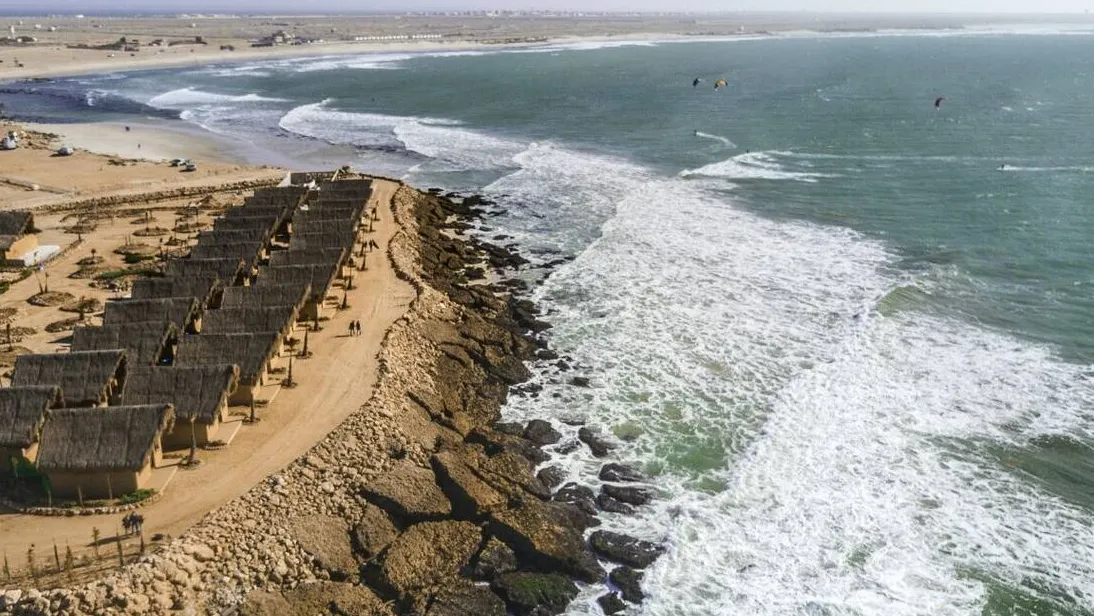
183,163 -> 197,172
169,158 -> 184,167
55,146 -> 74,156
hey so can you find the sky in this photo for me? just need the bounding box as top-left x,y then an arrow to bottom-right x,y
4,0 -> 1093,14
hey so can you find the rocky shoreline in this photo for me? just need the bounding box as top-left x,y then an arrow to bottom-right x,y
0,181 -> 661,616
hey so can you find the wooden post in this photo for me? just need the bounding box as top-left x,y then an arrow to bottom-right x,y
284,356 -> 295,387
52,541 -> 60,572
106,473 -> 113,501
92,527 -> 100,562
301,329 -> 309,357
77,485 -> 83,507
115,531 -> 124,567
249,399 -> 256,424
188,420 -> 197,465
6,322 -> 11,352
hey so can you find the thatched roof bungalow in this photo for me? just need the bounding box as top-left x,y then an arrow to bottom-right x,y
213,214 -> 283,237
12,351 -> 127,407
220,283 -> 311,313
71,322 -> 179,366
176,332 -> 282,404
189,241 -> 266,268
36,404 -> 174,499
295,204 -> 362,225
203,305 -> 299,337
103,297 -> 202,333
165,258 -> 246,287
0,386 -> 62,472
254,264 -> 339,320
123,365 -> 238,448
269,247 -> 348,269
289,171 -> 337,186
195,228 -> 270,245
130,276 -> 223,307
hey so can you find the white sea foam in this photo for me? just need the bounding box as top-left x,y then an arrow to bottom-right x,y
147,87 -> 286,108
681,151 -> 836,182
484,150 -> 1094,615
694,131 -> 737,149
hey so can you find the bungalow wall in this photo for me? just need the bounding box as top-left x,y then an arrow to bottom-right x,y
46,466 -> 151,500
3,234 -> 37,264
162,415 -> 225,450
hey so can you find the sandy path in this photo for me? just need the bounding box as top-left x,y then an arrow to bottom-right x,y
0,179 -> 414,563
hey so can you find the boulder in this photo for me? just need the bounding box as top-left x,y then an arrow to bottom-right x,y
290,515 -> 357,581
602,484 -> 652,506
353,503 -> 400,560
536,466 -> 566,490
490,572 -> 579,616
490,500 -> 604,583
552,483 -> 597,516
523,420 -> 561,446
597,592 -> 626,614
598,463 -> 644,483
361,459 -> 452,523
578,427 -> 616,457
609,566 -> 644,603
477,449 -> 551,500
470,537 -> 518,581
425,580 -> 507,616
589,531 -> 665,569
495,422 -> 526,437
595,492 -> 634,515
241,583 -> 391,616
431,451 -> 508,518
468,427 -> 551,464
380,520 -> 482,597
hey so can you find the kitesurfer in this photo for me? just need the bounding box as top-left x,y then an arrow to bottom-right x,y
934,96 -> 945,109
714,78 -> 728,90
693,77 -> 702,87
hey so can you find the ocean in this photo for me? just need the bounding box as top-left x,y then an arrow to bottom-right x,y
4,30 -> 1093,616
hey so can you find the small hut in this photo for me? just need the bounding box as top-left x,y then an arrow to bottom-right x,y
0,386 -> 63,473
36,405 -> 174,499
165,258 -> 246,287
194,228 -> 271,246
175,332 -> 283,404
0,211 -> 37,265
12,351 -> 127,407
123,365 -> 239,449
189,242 -> 266,268
130,276 -> 224,307
103,297 -> 202,333
269,246 -> 350,277
71,322 -> 179,366
254,264 -> 339,320
220,283 -> 311,313
212,214 -> 283,238
203,305 -> 300,337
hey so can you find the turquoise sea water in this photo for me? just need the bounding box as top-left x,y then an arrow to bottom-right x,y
4,31 -> 1093,615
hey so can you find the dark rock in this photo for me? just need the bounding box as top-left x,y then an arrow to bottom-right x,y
555,360 -> 571,371
598,463 -> 644,483
552,483 -> 597,516
578,427 -> 617,458
609,566 -> 645,603
559,416 -> 586,426
597,592 -> 627,614
352,504 -> 400,560
468,428 -> 551,464
361,459 -> 451,524
490,572 -> 579,616
477,449 -> 552,500
569,376 -> 591,387
426,581 -> 507,616
535,348 -> 559,361
524,419 -> 562,446
602,484 -> 652,506
470,537 -> 519,581
595,492 -> 634,515
555,439 -> 580,455
489,500 -> 605,583
536,466 -> 567,490
589,531 -> 665,569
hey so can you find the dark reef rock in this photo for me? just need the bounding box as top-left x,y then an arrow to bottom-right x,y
602,484 -> 652,506
491,572 -> 579,616
523,419 -> 562,446
578,427 -> 617,458
552,483 -> 598,517
595,492 -> 634,515
589,531 -> 665,569
536,466 -> 567,490
425,581 -> 507,616
470,537 -> 519,581
598,463 -> 644,483
609,566 -> 645,603
597,592 -> 627,614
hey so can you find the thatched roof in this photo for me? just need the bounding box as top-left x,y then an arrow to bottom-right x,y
190,242 -> 265,264
103,297 -> 200,330
295,204 -> 362,224
203,305 -> 299,336
130,276 -> 222,305
318,178 -> 372,193
288,172 -> 334,186
71,322 -> 178,366
269,247 -> 348,269
253,185 -> 310,200
195,228 -> 269,245
165,257 -> 244,283
176,332 -> 282,382
213,215 -> 282,235
220,283 -> 311,311
293,219 -> 357,237
222,204 -> 290,221
12,351 -> 127,407
0,386 -> 62,449
289,229 -> 356,252
0,211 -> 34,237
255,264 -> 339,300
123,365 -> 238,425
36,405 -> 174,472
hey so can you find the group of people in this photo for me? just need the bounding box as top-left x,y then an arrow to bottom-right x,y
348,320 -> 363,336
122,512 -> 145,536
